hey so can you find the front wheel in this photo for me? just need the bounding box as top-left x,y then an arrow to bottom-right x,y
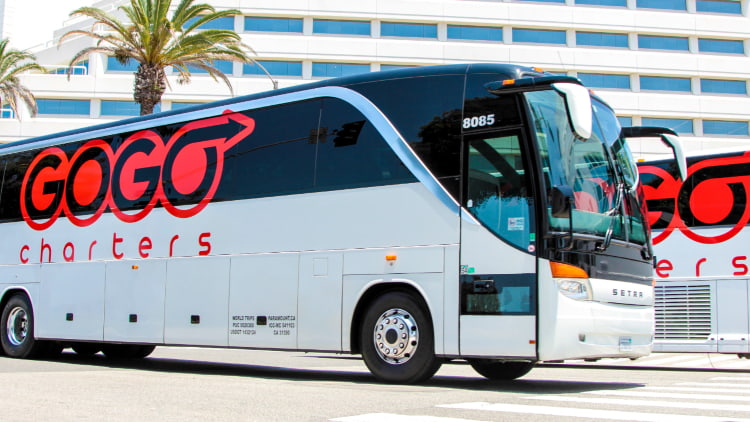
469,360 -> 536,380
1,294 -> 47,358
360,291 -> 441,384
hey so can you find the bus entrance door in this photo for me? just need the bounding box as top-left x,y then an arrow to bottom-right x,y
458,131 -> 538,359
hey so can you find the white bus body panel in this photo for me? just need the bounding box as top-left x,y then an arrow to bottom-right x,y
104,259 -> 166,343
653,227 -> 750,354
716,280 -> 749,353
228,253 -> 299,349
297,252 -> 344,351
37,262 -> 106,341
164,256 -> 231,346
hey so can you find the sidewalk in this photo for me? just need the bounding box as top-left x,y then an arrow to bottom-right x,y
552,353 -> 750,371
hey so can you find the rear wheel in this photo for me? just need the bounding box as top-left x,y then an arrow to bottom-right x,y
360,291 -> 441,384
101,344 -> 155,359
1,294 -> 47,358
468,360 -> 536,380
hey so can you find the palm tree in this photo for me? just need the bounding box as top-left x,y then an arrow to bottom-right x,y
61,0 -> 253,115
0,38 -> 45,119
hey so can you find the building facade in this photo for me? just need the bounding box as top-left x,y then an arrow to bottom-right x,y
1,0 -> 749,160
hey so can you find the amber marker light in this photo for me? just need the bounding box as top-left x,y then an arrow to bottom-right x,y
385,254 -> 398,261
502,79 -> 516,86
550,262 -> 589,278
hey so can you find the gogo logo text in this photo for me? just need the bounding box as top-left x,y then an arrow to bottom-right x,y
21,110 -> 255,230
640,151 -> 750,245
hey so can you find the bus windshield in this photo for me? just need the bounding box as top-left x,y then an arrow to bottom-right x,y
526,89 -> 647,246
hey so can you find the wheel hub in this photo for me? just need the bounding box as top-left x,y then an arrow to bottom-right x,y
6,307 -> 28,346
372,308 -> 418,364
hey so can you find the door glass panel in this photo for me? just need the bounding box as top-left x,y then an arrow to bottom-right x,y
466,133 -> 535,251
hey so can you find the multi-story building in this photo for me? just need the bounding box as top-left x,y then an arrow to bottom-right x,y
2,0 -> 748,160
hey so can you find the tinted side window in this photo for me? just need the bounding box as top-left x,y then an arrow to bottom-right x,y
348,75 -> 465,198
217,100 -> 321,200
0,152 -> 33,221
0,159 -> 5,219
315,98 -> 415,191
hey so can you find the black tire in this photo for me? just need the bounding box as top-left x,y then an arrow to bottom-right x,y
101,344 -> 156,359
469,360 -> 536,380
359,291 -> 441,384
72,342 -> 101,357
0,294 -> 47,358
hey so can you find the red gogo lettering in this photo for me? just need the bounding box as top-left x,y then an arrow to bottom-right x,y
655,255 -> 750,278
20,110 -> 255,230
640,151 -> 750,245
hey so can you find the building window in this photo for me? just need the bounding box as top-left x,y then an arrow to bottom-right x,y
696,0 -> 743,14
698,38 -> 745,54
576,32 -> 628,48
185,60 -> 234,75
380,64 -> 418,71
641,117 -> 694,134
244,17 -> 303,33
185,16 -> 234,30
243,60 -> 303,77
617,116 -> 633,127
638,35 -> 689,51
512,28 -> 567,45
516,0 -> 565,3
578,73 -> 631,89
447,25 -> 502,42
171,102 -> 205,111
312,63 -> 370,78
636,0 -> 687,11
381,22 -> 438,38
313,19 -> 370,36
640,76 -> 692,92
0,105 -> 14,119
107,57 -> 139,72
703,120 -> 749,136
101,100 -> 160,117
575,0 -> 627,6
700,79 -> 747,95
37,99 -> 91,116
49,60 -> 89,75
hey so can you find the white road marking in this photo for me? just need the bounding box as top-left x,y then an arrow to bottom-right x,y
586,389 -> 750,402
438,402 -> 750,422
331,413 -> 488,422
527,395 -> 750,412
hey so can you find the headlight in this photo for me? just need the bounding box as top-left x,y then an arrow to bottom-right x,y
556,278 -> 592,301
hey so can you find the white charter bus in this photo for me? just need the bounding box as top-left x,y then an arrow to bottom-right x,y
0,64 -> 680,383
639,151 -> 750,358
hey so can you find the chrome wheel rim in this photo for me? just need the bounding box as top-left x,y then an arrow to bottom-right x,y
6,307 -> 28,347
372,308 -> 418,364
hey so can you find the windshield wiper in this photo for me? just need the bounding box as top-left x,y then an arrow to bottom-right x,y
597,183 -> 624,252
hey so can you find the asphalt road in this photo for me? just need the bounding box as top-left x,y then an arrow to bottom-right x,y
0,347 -> 748,421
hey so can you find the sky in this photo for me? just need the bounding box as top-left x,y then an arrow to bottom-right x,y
1,0 -> 99,50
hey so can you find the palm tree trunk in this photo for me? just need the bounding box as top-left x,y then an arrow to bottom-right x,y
134,63 -> 166,115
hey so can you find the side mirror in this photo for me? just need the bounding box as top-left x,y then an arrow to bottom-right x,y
552,83 -> 593,140
659,133 -> 687,181
620,126 -> 688,180
550,185 -> 574,218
